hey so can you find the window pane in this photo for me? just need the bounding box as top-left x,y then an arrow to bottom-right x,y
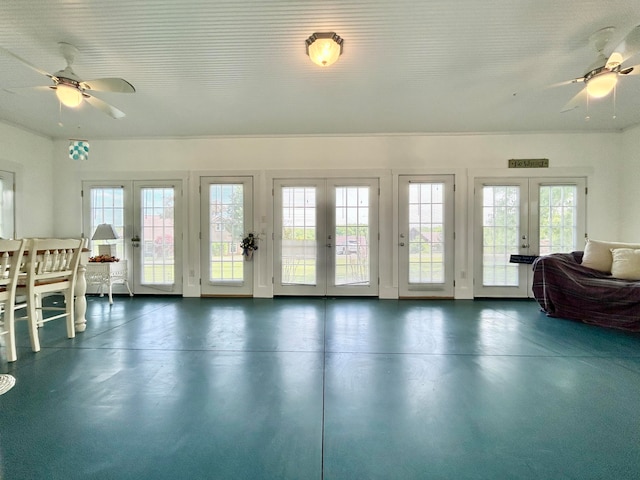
282,187 -> 316,285
141,187 -> 175,285
482,186 -> 520,286
538,185 -> 578,255
90,187 -> 125,259
208,184 -> 244,282
335,186 -> 370,286
408,183 -> 445,284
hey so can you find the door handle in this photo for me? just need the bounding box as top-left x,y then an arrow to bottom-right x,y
327,243 -> 332,248
521,243 -> 529,249
399,242 -> 405,247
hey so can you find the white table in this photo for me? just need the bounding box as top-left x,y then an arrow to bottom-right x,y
85,260 -> 133,305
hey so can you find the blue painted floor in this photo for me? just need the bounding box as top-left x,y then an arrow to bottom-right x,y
1,296 -> 640,479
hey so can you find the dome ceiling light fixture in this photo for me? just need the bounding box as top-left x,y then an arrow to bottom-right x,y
305,32 -> 343,67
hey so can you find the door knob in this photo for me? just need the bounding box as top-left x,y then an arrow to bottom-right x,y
399,242 -> 405,247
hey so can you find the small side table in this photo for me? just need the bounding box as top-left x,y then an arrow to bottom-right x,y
85,260 -> 133,304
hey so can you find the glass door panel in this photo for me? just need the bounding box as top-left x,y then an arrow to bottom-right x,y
281,186 -> 318,286
327,180 -> 378,296
474,179 -> 528,297
535,184 -> 582,255
133,181 -> 182,294
88,186 -> 126,259
334,186 -> 370,287
481,185 -> 522,287
399,175 -> 454,297
200,177 -> 253,296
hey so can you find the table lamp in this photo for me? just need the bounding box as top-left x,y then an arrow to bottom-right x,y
92,223 -> 119,257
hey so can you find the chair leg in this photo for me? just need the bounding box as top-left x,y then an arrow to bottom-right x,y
27,293 -> 41,353
5,305 -> 17,362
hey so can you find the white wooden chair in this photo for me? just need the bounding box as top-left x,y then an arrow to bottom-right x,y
0,239 -> 27,362
16,238 -> 85,354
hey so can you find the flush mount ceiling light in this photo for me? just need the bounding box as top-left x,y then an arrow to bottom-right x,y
305,32 -> 343,67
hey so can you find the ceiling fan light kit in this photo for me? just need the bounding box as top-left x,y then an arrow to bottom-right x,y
55,83 -> 83,107
585,70 -> 618,98
305,32 -> 343,67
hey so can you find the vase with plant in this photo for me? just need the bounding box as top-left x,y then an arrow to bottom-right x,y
240,233 -> 258,260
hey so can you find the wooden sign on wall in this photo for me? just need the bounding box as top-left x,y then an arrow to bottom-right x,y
508,158 -> 549,168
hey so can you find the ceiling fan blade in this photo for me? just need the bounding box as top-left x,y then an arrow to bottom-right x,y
547,77 -> 584,89
620,64 -> 640,76
84,95 -> 126,119
608,24 -> 640,66
561,87 -> 589,113
80,77 -> 135,93
0,46 -> 55,79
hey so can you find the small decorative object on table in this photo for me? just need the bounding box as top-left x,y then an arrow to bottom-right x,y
241,233 -> 258,260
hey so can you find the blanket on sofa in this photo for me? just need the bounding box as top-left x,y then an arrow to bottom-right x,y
532,252 -> 640,331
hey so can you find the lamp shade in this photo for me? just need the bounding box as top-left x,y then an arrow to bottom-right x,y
586,71 -> 618,98
92,223 -> 119,241
306,32 -> 343,67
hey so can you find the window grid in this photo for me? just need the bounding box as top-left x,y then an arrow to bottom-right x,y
90,187 -> 125,259
281,187 -> 316,285
141,187 -> 175,285
482,186 -> 520,286
538,185 -> 578,255
408,183 -> 445,284
335,186 -> 370,286
209,184 -> 244,282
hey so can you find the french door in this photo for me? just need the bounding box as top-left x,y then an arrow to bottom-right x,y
82,180 -> 183,295
473,177 -> 586,297
0,170 -> 15,239
273,178 -> 379,296
199,176 -> 253,296
398,175 -> 455,298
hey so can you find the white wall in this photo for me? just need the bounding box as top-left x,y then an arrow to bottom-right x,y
0,122 -> 54,237
620,124 -> 640,241
46,131 -> 624,299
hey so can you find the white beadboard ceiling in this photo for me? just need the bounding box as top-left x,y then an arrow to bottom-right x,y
1,0 -> 640,139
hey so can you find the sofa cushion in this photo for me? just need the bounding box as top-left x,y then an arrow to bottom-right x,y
582,239 -> 640,273
611,248 -> 640,280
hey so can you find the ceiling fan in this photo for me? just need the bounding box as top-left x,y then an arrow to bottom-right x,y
560,25 -> 640,112
0,42 -> 135,119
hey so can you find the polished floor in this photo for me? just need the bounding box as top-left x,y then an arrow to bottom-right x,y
1,296 -> 640,479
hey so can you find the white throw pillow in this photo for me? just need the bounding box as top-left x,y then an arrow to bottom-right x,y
582,239 -> 640,273
611,248 -> 640,280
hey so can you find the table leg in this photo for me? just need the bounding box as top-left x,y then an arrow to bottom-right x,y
74,262 -> 87,332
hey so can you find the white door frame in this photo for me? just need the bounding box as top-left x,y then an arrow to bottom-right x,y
200,176 -> 254,296
398,174 -> 455,298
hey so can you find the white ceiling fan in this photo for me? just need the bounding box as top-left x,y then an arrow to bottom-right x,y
0,42 -> 135,119
559,25 -> 640,112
